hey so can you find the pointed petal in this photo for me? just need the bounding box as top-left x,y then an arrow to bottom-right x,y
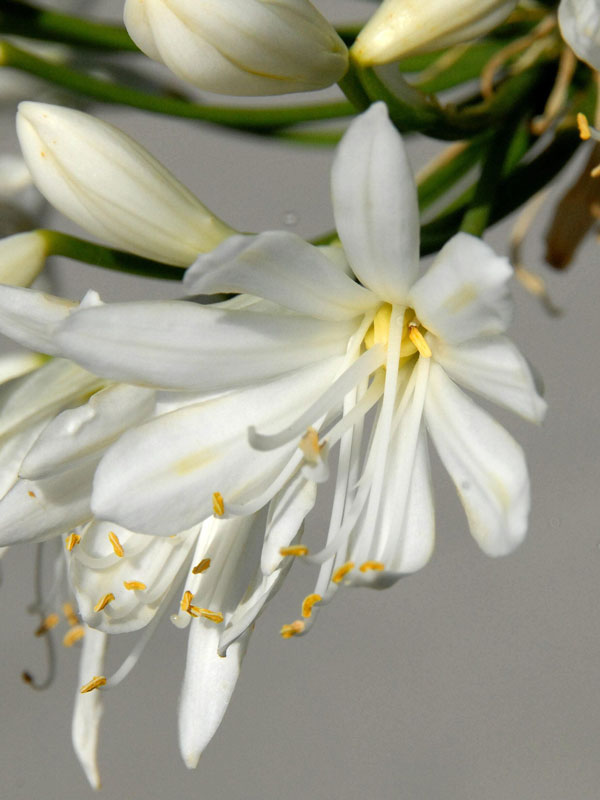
72,626 -> 107,790
261,474 -> 316,574
0,230 -> 47,287
92,358 -> 343,534
409,233 -> 514,344
56,301 -> 355,391
185,231 -> 375,321
559,0 -> 600,71
0,351 -> 48,386
424,363 -> 530,556
430,334 -> 547,423
331,102 -> 419,299
0,285 -> 76,355
20,384 -> 156,479
17,102 -> 234,265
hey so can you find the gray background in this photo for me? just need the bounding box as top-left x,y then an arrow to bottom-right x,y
2,2 -> 600,798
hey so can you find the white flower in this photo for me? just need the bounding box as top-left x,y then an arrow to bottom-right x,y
352,0 -> 517,66
0,105 -> 545,640
16,102 -> 236,265
558,0 -> 600,70
0,230 -> 48,285
124,0 -> 349,96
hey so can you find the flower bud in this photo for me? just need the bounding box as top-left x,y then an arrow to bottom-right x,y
123,0 -> 348,96
17,102 -> 235,266
352,0 -> 517,66
558,0 -> 600,71
0,230 -> 47,286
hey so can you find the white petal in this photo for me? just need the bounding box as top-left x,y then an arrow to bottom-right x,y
20,384 -> 156,479
70,520 -> 198,633
559,0 -> 600,71
184,231 -> 376,321
17,102 -> 234,265
0,461 -> 94,546
0,351 -> 48,386
92,358 -> 343,534
430,334 -> 547,423
72,626 -> 107,790
0,285 -> 76,355
56,301 -> 355,391
125,0 -> 348,96
0,419 -> 48,500
331,103 -> 420,300
0,231 -> 47,286
424,363 -> 530,556
261,474 -> 316,574
409,233 -> 514,344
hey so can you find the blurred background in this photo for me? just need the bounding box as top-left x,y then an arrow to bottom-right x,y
1,2 -> 600,798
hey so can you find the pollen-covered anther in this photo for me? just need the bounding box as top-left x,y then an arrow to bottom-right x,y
332,561 -> 355,584
577,112 -> 591,140
299,427 -> 323,464
80,675 -> 106,694
63,625 -> 85,647
181,590 -> 201,617
301,593 -> 322,619
592,164 -> 600,179
93,592 -> 115,613
34,613 -> 60,636
192,558 -> 211,574
212,491 -> 225,517
199,608 -> 224,624
408,324 -> 432,358
108,530 -> 124,557
279,545 -> 309,557
280,620 -> 305,639
63,602 -> 79,627
123,580 -> 147,591
359,560 -> 385,573
65,532 -> 81,551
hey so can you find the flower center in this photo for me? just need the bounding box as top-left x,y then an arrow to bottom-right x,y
363,303 -> 431,362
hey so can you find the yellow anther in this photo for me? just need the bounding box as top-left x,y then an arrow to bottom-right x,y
359,560 -> 385,573
108,530 -> 124,557
34,613 -> 60,636
332,561 -> 355,584
592,164 -> 600,179
279,545 -> 309,557
93,592 -> 115,613
63,602 -> 79,627
22,672 -> 34,686
212,492 -> 225,517
192,558 -> 211,575
65,532 -> 81,551
199,608 -> 224,624
301,593 -> 322,619
299,427 -> 323,464
27,490 -> 36,498
408,325 -> 432,358
80,675 -> 106,694
280,620 -> 305,639
577,112 -> 591,140
63,625 -> 85,648
123,580 -> 147,591
181,590 -> 201,617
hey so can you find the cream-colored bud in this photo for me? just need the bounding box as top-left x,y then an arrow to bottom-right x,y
352,0 -> 517,66
124,0 -> 348,96
0,230 -> 47,286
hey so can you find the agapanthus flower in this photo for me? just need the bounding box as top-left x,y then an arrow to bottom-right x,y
558,0 -> 600,70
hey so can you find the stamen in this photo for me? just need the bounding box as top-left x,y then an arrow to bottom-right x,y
301,593 -> 322,619
408,325 -> 432,358
123,580 -> 147,591
199,608 -> 224,624
181,590 -> 200,617
80,675 -> 106,694
65,533 -> 81,552
299,427 -> 323,464
578,112 -> 591,141
280,620 -> 305,639
63,625 -> 85,647
212,492 -> 225,517
359,561 -> 385,573
332,561 -> 355,583
191,558 -> 211,574
28,490 -> 36,498
592,164 -> 600,179
279,545 -> 309,557
34,613 -> 60,636
63,602 -> 79,627
93,593 -> 115,613
108,531 -> 124,558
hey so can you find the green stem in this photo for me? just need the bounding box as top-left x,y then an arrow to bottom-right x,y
0,0 -> 137,51
0,41 -> 354,132
337,60 -> 371,112
41,230 -> 185,281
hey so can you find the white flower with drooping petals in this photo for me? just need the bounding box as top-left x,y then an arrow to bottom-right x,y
352,0 -> 517,66
558,0 -> 600,70
124,0 -> 349,96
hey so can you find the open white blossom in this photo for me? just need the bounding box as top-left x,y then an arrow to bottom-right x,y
124,0 -> 349,95
558,0 -> 600,70
352,0 -> 517,66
